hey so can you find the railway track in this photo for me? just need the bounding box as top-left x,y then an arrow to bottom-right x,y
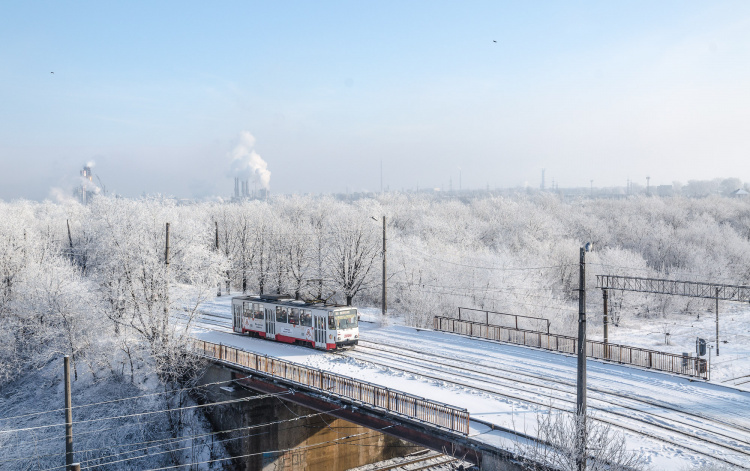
340,341 -> 750,468
357,339 -> 750,435
366,329 -> 748,421
349,450 -> 468,471
172,308 -> 233,332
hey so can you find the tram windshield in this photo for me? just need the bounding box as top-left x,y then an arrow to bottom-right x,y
334,309 -> 358,329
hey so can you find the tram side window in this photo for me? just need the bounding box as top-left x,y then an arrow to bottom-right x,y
328,314 -> 335,330
243,303 -> 252,318
289,308 -> 299,325
254,303 -> 264,320
276,306 -> 287,323
300,310 -> 312,327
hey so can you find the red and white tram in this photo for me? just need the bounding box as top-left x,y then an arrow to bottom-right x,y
231,294 -> 359,350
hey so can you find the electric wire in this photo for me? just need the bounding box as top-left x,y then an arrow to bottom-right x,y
392,245 -> 576,271
390,281 -> 568,293
79,420 -> 379,471
400,286 -> 579,313
38,407 -> 345,471
0,391 -> 291,435
136,425 -> 393,471
0,375 -> 251,423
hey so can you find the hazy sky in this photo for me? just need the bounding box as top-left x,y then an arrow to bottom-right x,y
2,1 -> 749,200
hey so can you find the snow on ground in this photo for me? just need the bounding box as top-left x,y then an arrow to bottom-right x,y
191,295 -> 750,470
594,302 -> 750,386
0,359 -> 229,471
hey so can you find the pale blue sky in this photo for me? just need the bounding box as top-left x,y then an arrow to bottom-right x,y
2,1 -> 749,200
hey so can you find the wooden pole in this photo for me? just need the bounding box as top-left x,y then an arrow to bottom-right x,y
64,356 -> 74,470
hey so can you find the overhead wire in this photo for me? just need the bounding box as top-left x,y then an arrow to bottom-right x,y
0,391 -> 292,435
137,425 -> 394,471
393,245 -> 575,272
0,375 -> 252,423
39,407 -> 346,471
397,285 -> 579,313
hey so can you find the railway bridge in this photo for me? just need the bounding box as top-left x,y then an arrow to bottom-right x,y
187,297 -> 750,470
196,340 -> 521,471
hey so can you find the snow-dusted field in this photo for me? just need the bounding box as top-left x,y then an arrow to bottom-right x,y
192,296 -> 750,470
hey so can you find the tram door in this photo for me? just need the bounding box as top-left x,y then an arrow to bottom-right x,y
314,314 -> 326,348
233,302 -> 242,333
265,308 -> 275,338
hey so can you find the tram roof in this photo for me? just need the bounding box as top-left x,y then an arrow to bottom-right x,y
231,294 -> 351,310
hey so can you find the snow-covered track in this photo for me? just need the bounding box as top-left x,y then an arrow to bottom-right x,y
343,342 -> 750,467
172,308 -> 233,333
357,340 -> 750,436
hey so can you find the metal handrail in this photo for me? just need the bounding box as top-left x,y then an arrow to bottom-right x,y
433,316 -> 708,380
193,339 -> 470,435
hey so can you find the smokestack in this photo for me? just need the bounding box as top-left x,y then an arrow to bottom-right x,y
234,177 -> 239,198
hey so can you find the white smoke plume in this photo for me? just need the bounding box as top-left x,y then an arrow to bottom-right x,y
228,131 -> 271,190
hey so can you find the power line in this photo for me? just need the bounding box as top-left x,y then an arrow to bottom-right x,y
394,246 -> 575,271
390,281 -> 569,296
138,426 -> 394,471
39,408 -> 346,471
76,408 -> 341,460
403,286 -> 579,313
0,376 -> 251,423
0,391 -> 291,435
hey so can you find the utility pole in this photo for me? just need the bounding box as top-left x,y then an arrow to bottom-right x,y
715,288 -> 720,356
64,356 -> 74,470
602,288 -> 609,352
215,222 -> 221,296
576,246 -> 589,471
165,223 -> 171,266
164,223 -> 171,324
66,219 -> 74,259
382,216 -> 387,318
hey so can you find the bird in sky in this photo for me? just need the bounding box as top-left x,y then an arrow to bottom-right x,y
50,71 -> 54,74
493,40 -> 497,43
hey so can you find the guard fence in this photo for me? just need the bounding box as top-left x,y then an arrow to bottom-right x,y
433,316 -> 708,380
193,339 -> 470,435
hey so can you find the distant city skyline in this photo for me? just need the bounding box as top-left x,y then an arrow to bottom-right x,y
2,1 -> 749,201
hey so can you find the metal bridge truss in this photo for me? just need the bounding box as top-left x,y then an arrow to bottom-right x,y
596,275 -> 750,302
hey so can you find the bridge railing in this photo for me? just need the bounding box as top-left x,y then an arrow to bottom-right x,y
193,339 -> 470,435
433,316 -> 708,380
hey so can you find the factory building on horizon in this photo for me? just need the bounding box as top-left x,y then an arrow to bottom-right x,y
233,177 -> 268,201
